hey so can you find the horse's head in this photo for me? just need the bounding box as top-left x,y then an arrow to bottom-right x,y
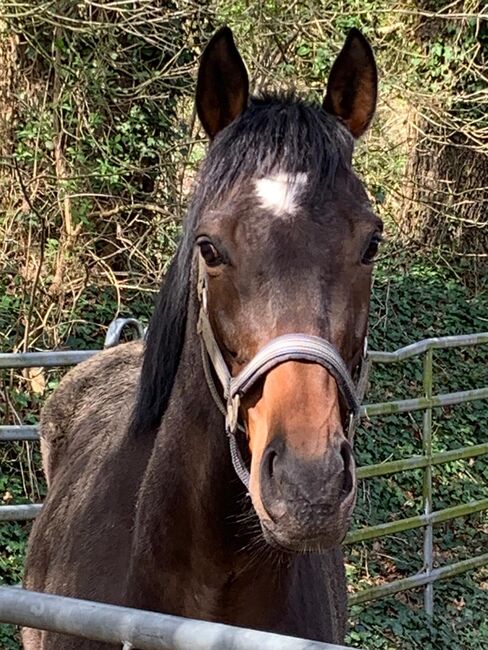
192,27 -> 381,553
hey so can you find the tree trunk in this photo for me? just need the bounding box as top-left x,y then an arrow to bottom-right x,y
398,3 -> 487,259
399,117 -> 488,256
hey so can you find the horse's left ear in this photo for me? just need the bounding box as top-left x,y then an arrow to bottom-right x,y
196,27 -> 249,139
323,29 -> 377,138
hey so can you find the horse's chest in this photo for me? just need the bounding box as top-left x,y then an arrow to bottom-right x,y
182,581 -> 225,620
177,568 -> 275,626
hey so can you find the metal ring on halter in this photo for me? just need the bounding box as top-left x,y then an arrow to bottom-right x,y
201,279 -> 208,314
226,394 -> 240,436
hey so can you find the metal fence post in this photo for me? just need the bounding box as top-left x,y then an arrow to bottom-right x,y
422,348 -> 434,616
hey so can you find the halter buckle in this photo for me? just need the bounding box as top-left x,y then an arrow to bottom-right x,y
225,394 -> 240,435
347,412 -> 357,445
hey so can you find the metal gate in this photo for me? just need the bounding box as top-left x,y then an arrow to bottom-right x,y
1,326 -> 487,642
343,332 -> 488,613
0,586 -> 354,650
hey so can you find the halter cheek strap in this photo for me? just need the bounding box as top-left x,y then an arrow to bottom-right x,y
196,255 -> 367,488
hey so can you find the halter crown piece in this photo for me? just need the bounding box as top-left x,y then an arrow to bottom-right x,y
196,254 -> 369,489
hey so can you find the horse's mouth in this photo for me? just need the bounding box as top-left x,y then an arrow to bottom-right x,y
260,515 -> 352,554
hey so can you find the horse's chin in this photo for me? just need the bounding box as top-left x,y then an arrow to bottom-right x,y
260,516 -> 352,554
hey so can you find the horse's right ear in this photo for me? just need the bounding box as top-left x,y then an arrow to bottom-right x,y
196,27 -> 249,140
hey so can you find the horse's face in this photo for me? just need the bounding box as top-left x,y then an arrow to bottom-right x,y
196,28 -> 380,551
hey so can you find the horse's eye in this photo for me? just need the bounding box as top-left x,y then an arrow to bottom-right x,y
362,234 -> 382,264
198,239 -> 223,267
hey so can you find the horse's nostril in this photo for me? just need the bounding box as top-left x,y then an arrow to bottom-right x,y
340,441 -> 353,497
264,448 -> 278,480
260,445 -> 286,523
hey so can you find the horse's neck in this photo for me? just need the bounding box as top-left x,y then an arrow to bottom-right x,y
126,304 -> 344,639
127,302 -> 297,619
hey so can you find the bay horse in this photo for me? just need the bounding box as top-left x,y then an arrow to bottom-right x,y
23,26 -> 381,649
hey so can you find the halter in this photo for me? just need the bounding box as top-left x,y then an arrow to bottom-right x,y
196,255 -> 369,488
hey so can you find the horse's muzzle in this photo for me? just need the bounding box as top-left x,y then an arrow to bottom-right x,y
258,437 -> 357,551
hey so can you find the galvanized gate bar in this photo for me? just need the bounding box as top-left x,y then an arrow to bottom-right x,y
360,386 -> 488,417
0,504 -> 43,521
0,425 -> 39,441
368,332 -> 488,362
356,442 -> 488,479
345,498 -> 488,544
8,494 -> 487,528
0,587 -> 358,650
349,552 -> 488,605
2,424 -> 486,476
0,350 -> 96,369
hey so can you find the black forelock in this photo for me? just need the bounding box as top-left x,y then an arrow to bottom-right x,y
192,93 -> 354,221
130,93 -> 354,437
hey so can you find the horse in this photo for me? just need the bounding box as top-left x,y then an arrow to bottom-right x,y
23,26 -> 381,649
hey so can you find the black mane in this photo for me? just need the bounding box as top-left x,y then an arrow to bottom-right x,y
130,94 -> 354,436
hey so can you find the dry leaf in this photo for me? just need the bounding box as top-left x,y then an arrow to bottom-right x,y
453,597 -> 465,611
24,367 -> 46,395
2,491 -> 13,503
